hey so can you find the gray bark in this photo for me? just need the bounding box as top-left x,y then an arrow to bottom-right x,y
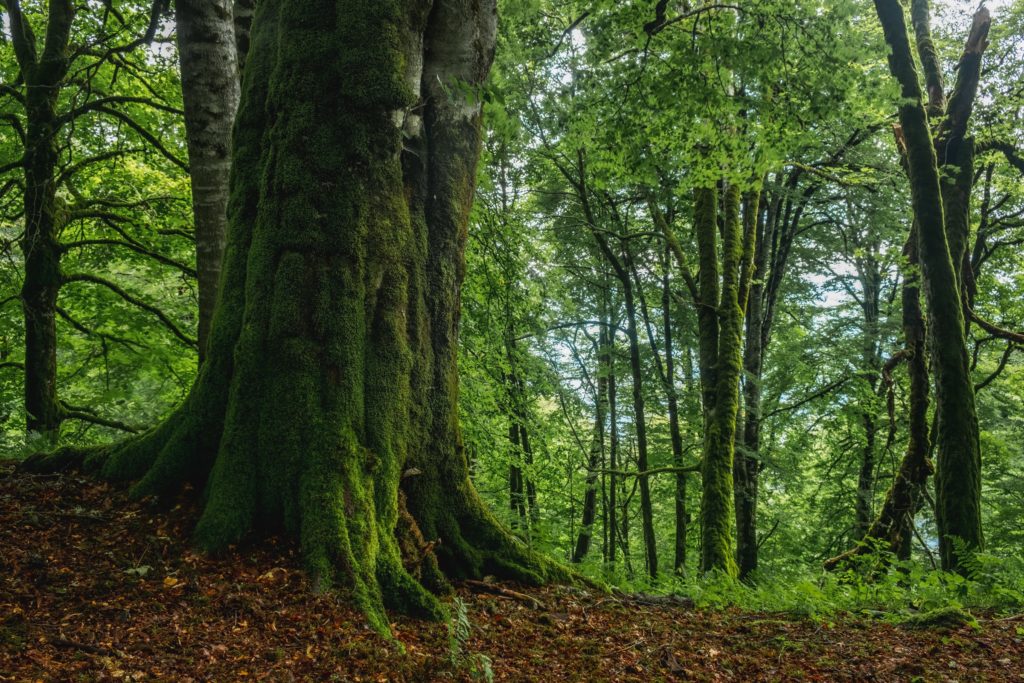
176,0 -> 241,361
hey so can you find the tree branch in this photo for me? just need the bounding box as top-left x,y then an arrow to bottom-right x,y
61,238 -> 196,277
977,140 -> 1024,176
974,342 -> 1016,393
600,465 -> 701,479
59,401 -> 140,433
78,105 -> 188,172
970,309 -> 1024,345
55,305 -> 144,351
57,96 -> 183,127
764,375 -> 851,419
61,272 -> 197,348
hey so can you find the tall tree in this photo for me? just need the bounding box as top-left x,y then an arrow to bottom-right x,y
29,0 -> 564,633
175,0 -> 241,361
695,184 -> 757,576
873,0 -> 988,571
2,0 -> 189,443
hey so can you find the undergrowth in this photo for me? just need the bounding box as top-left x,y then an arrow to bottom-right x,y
594,546 -> 1024,621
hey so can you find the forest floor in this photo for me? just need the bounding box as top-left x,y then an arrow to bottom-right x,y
1,462 -> 1023,682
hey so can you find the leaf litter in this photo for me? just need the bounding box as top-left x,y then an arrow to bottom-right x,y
1,462 -> 1022,682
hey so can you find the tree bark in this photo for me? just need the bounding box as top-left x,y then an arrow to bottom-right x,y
697,183 -> 756,577
176,0 -> 241,362
13,0 -> 75,442
873,0 -> 986,572
825,230 -> 932,570
29,0 -> 565,634
572,319 -> 609,563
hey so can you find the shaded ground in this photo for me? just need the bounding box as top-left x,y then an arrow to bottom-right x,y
1,462 -> 1022,682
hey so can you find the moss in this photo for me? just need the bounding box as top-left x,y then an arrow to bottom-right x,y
697,184 -> 746,578
23,0 -> 574,639
874,0 -> 982,574
899,607 -> 979,631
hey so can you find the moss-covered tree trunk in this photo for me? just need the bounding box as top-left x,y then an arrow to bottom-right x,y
825,229 -> 932,570
873,0 -> 986,572
12,0 -> 75,443
696,183 -> 756,577
32,0 -> 565,634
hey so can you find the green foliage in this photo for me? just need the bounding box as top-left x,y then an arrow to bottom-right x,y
2,0 -> 1023,627
663,553 -> 1024,619
446,597 -> 495,682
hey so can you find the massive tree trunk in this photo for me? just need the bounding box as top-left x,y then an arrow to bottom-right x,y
12,0 -> 75,442
30,0 -> 564,633
176,0 -> 242,361
873,0 -> 987,572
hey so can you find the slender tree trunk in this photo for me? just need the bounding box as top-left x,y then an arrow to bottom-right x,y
608,341 -> 619,570
661,253 -> 687,574
520,416 -> 538,525
508,420 -> 527,524
734,190 -> 766,578
855,254 -> 882,539
856,414 -> 878,537
176,0 -> 242,361
826,230 -> 932,569
647,201 -> 690,573
622,280 -> 658,579
30,0 -> 566,634
14,1 -> 75,442
573,321 -> 609,562
573,157 -> 656,579
631,240 -> 687,575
